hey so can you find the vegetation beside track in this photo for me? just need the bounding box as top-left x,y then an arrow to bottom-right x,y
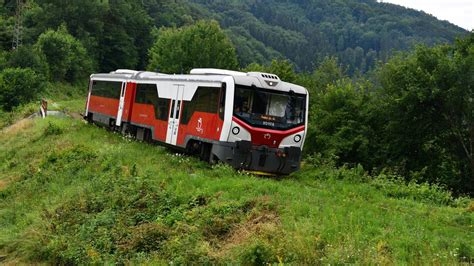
0,116 -> 472,264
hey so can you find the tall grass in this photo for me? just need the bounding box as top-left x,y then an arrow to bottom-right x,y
0,117 -> 472,264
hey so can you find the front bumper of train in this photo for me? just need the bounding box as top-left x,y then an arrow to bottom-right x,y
211,141 -> 302,175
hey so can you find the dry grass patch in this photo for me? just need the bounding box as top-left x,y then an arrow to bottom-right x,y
0,179 -> 9,191
213,209 -> 280,258
1,119 -> 34,137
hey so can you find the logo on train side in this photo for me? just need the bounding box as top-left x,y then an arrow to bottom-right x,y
196,117 -> 204,134
264,133 -> 271,139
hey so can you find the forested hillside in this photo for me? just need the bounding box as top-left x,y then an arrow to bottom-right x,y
1,0 -> 468,73
185,0 -> 468,73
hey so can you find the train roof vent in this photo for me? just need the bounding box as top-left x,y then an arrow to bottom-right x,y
262,74 -> 280,80
248,72 -> 280,81
134,71 -> 166,78
190,68 -> 247,76
112,69 -> 140,75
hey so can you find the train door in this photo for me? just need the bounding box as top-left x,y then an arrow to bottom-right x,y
166,84 -> 185,145
115,81 -> 127,126
121,82 -> 136,123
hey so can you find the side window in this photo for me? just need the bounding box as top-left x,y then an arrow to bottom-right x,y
181,86 -> 219,125
135,84 -> 157,104
91,80 -> 122,99
135,83 -> 170,121
155,98 -> 170,121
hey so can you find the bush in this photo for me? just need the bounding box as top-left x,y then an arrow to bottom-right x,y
239,240 -> 276,265
7,45 -> 49,77
305,79 -> 374,167
370,174 -> 457,206
35,26 -> 93,83
43,121 -> 64,136
0,68 -> 46,111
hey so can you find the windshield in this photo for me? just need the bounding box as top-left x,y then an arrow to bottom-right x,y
233,85 -> 306,130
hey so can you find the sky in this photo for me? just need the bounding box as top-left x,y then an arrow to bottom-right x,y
378,0 -> 473,31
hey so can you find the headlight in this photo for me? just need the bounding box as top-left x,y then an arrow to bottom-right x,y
232,126 -> 240,135
294,134 -> 301,143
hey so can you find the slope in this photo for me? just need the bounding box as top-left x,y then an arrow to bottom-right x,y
0,115 -> 472,264
182,0 -> 468,72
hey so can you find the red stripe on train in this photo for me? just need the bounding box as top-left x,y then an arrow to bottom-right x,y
232,116 -> 304,148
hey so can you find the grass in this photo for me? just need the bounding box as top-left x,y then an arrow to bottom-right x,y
0,82 -> 86,129
0,116 -> 472,264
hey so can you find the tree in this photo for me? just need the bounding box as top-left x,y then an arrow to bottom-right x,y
97,0 -> 153,71
312,57 -> 345,92
148,20 -> 238,73
266,59 -> 297,83
35,26 -> 93,82
305,79 -> 373,167
242,59 -> 297,83
7,45 -> 49,77
0,15 -> 13,51
377,33 -> 474,194
24,0 -> 153,72
0,68 -> 45,111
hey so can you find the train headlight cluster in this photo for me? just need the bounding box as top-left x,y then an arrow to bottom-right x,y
276,149 -> 287,158
294,134 -> 302,143
232,126 -> 240,135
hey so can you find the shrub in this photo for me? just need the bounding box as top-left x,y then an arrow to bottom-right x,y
7,45 -> 49,77
43,121 -> 64,136
239,240 -> 276,265
35,26 -> 93,83
370,173 -> 458,206
0,67 -> 46,111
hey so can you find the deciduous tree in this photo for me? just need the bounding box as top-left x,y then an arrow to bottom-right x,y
148,20 -> 238,74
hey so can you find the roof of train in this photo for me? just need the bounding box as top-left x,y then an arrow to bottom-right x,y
90,68 -> 308,95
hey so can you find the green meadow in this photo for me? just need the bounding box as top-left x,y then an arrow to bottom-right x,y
0,116 -> 472,264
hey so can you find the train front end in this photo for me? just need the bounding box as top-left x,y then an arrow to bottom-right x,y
211,71 -> 309,175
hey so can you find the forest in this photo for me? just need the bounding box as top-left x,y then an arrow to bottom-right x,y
1,0 -> 468,73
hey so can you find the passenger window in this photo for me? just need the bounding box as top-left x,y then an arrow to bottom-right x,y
135,83 -> 170,121
91,80 -> 122,99
181,86 -> 219,125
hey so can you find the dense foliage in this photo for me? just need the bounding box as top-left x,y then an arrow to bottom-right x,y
148,20 -> 238,73
35,26 -> 93,82
0,67 -> 44,111
376,35 -> 474,193
1,0 -> 468,73
303,35 -> 474,195
186,0 -> 467,72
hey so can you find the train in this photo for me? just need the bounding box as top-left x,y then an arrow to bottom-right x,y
84,68 -> 309,175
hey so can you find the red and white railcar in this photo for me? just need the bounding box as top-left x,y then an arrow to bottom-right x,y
85,68 -> 309,175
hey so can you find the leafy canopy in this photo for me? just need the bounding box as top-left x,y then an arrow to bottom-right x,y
35,26 -> 93,83
0,67 -> 45,111
376,34 -> 474,192
148,20 -> 238,74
